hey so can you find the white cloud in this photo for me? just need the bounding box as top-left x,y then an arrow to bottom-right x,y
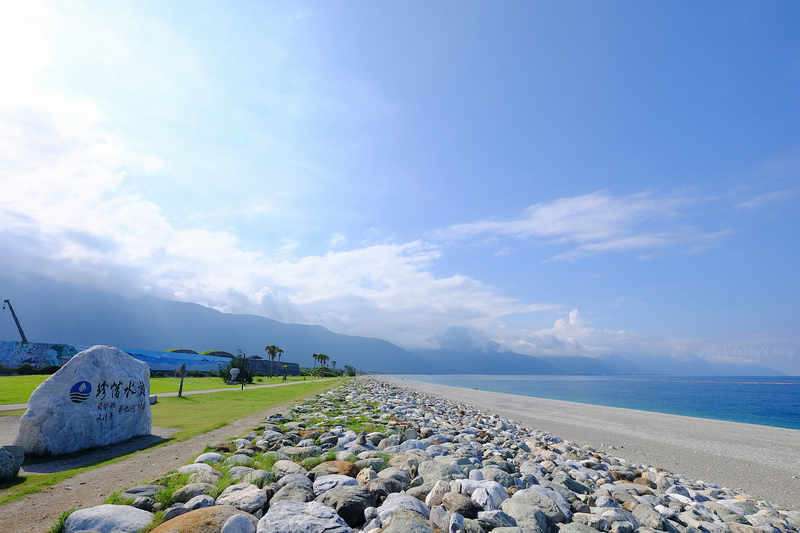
734,190 -> 794,210
437,191 -> 729,260
327,232 -> 347,248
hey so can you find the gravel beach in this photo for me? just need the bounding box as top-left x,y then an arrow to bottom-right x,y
381,376 -> 800,511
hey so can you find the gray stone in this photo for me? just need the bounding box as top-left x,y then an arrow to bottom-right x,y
64,504 -> 154,533
222,513 -> 257,533
426,479 -> 452,507
443,492 -> 483,519
258,500 -> 354,533
270,482 -> 315,503
377,492 -> 432,524
15,346 -> 151,456
229,466 -> 255,480
150,505 -> 258,533
313,473 -> 358,496
190,469 -> 224,484
172,483 -> 218,503
118,484 -> 165,501
132,497 -> 156,512
633,503 -> 666,528
216,483 -> 268,516
451,512 -> 466,533
500,498 -> 551,533
243,469 -> 274,488
225,454 -> 255,466
558,524 -> 600,533
274,459 -> 307,475
178,463 -> 214,473
195,452 -> 224,463
162,505 -> 192,522
477,510 -> 518,529
431,505 -> 451,530
185,494 -> 216,510
0,446 -> 24,481
380,509 -> 435,533
315,485 -> 377,528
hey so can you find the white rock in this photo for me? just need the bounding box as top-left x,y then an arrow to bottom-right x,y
223,512 -> 257,533
216,483 -> 268,516
14,346 -> 151,456
258,500 -> 353,533
195,452 -> 224,463
64,504 -> 153,533
313,474 -> 358,496
178,463 -> 213,473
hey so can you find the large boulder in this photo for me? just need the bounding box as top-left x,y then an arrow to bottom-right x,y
64,504 -> 153,533
257,500 -> 353,533
14,346 -> 151,455
151,505 -> 258,533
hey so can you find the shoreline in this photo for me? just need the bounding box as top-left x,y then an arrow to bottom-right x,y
380,375 -> 800,511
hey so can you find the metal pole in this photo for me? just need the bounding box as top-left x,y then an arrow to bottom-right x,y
3,300 -> 28,343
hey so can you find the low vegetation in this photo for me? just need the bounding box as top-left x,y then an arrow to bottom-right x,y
0,378 -> 342,505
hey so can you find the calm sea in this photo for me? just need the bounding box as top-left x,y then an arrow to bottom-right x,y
390,374 -> 800,430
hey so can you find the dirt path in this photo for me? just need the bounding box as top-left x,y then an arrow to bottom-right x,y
0,402 -> 293,533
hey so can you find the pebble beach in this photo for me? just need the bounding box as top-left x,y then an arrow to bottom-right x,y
30,377 -> 800,532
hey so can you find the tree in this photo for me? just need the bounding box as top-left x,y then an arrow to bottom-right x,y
220,349 -> 253,385
265,345 -> 283,378
331,360 -> 337,375
344,365 -> 357,377
318,353 -> 329,377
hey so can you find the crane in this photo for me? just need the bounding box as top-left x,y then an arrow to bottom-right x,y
2,299 -> 28,343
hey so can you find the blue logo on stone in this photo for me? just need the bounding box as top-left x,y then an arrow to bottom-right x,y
70,381 -> 92,403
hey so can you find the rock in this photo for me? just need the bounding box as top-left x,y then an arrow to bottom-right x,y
357,467 -> 378,485
633,503 -> 666,530
377,492 -> 432,524
222,513 -> 257,533
185,494 -> 216,510
0,446 -> 24,481
215,483 -> 268,516
271,482 -> 315,503
258,500 -> 354,533
163,505 -> 192,522
64,504 -> 153,533
225,454 -> 255,466
243,469 -> 274,488
311,460 -> 360,478
477,510 -> 518,529
191,469 -> 224,484
366,476 -> 405,498
229,466 -> 255,480
499,498 -> 551,533
118,484 -> 165,501
431,505 -> 451,530
274,459 -> 307,475
14,346 -> 151,456
196,452 -> 224,463
443,492 -> 483,519
172,483 -> 218,503
315,485 -> 377,528
559,524 -> 601,533
426,479 -> 452,507
133,497 -> 156,512
381,509 -> 436,533
313,473 -> 359,496
151,505 -> 258,533
178,463 -> 213,473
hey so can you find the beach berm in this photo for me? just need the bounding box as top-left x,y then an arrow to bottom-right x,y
36,376 -> 800,533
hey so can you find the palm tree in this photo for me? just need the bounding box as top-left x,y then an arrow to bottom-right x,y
318,353 -> 329,377
311,353 -> 319,376
331,360 -> 337,375
276,347 -> 283,363
265,345 -> 282,378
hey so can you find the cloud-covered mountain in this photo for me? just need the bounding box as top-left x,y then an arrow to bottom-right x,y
0,275 -> 784,376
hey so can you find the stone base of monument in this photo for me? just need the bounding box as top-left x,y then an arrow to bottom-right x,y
0,445 -> 24,481
149,395 -> 158,404
226,381 -> 238,385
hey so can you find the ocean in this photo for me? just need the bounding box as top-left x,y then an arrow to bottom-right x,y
390,374 -> 800,431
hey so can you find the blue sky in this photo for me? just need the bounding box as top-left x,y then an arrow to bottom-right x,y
1,1 -> 798,372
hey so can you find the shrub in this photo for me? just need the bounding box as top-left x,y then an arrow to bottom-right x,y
17,363 -> 36,375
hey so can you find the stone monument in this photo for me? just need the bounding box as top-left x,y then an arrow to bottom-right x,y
14,345 -> 152,456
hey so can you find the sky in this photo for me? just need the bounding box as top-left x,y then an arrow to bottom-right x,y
1,1 -> 799,373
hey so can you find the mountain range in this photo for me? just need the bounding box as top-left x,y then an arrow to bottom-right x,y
0,274 -> 784,375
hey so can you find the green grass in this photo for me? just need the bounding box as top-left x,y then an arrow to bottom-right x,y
150,380 -> 342,441
0,375 -> 327,404
0,378 -> 342,506
0,375 -> 48,403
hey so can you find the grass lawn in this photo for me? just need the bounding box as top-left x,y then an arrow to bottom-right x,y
0,378 -> 343,505
0,375 -> 323,405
